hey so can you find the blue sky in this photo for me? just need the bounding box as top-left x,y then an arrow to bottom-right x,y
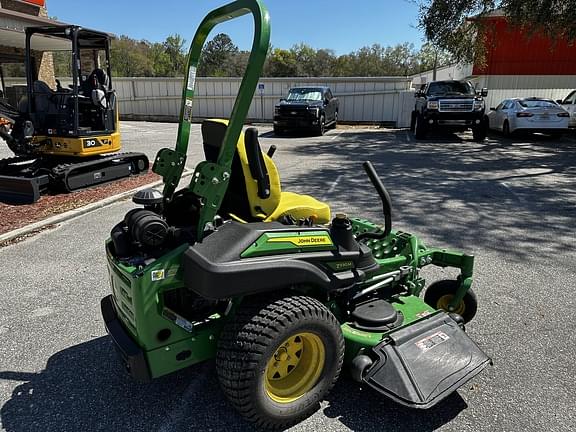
48,0 -> 425,54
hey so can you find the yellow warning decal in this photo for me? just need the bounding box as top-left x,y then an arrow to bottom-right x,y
268,235 -> 333,247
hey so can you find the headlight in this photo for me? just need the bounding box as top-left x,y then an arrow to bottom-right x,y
427,101 -> 439,110
274,107 -> 280,115
473,100 -> 485,110
308,107 -> 320,116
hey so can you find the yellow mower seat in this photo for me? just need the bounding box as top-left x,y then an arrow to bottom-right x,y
201,119 -> 330,224
265,191 -> 331,223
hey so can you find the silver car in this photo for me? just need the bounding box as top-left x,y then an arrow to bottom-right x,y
487,98 -> 570,136
557,91 -> 576,128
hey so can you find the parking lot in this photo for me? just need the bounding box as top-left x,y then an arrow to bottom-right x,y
1,122 -> 576,432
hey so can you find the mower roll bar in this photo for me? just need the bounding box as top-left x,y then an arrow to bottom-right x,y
153,0 -> 270,239
357,161 -> 392,239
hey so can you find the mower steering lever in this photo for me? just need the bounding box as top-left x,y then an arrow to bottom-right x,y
358,161 -> 392,238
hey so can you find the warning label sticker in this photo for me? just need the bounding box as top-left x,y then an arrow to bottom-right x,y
415,331 -> 449,352
187,66 -> 197,91
183,99 -> 193,122
151,269 -> 165,281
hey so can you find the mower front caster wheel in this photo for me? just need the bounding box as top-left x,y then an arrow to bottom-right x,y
424,280 -> 478,323
216,295 -> 344,430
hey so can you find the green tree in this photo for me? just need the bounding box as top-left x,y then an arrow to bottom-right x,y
110,36 -> 154,76
264,48 -> 299,77
419,0 -> 576,63
197,33 -> 239,77
413,42 -> 454,73
148,42 -> 172,76
333,54 -> 355,76
163,34 -> 186,76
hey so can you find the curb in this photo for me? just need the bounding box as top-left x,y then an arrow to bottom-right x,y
0,171 -> 193,244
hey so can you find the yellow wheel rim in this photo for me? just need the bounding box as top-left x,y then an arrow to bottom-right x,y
264,332 -> 325,404
437,294 -> 466,315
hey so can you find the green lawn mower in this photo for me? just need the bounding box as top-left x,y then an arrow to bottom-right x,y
100,1 -> 491,429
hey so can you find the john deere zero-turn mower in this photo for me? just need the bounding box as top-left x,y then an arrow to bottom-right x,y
101,1 -> 491,429
0,25 -> 148,204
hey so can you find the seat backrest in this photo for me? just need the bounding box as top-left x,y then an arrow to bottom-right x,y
82,69 -> 109,95
33,80 -> 56,112
201,119 -> 282,220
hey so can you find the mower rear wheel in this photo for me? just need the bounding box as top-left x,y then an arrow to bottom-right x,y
216,295 -> 344,430
424,280 -> 478,323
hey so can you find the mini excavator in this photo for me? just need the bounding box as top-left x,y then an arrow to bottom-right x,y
0,25 -> 148,204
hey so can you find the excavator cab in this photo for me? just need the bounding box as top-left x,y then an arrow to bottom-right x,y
23,25 -> 120,156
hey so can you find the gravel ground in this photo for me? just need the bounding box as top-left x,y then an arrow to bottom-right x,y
1,123 -> 576,432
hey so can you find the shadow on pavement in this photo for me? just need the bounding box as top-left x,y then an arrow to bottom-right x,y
0,337 -> 248,432
321,376 -> 466,432
0,336 -> 465,432
283,129 -> 576,264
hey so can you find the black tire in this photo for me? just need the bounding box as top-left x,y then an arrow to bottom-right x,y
472,120 -> 487,141
548,131 -> 564,139
273,126 -> 284,136
410,111 -> 416,132
317,115 -> 326,136
216,295 -> 345,430
414,114 -> 427,139
502,120 -> 512,138
424,280 -> 478,323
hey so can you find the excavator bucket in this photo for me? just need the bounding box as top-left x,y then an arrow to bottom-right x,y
0,174 -> 49,204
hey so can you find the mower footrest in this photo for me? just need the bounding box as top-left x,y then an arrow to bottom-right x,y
362,312 -> 491,408
0,174 -> 49,204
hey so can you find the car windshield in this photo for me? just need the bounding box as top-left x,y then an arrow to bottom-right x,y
286,88 -> 322,101
518,99 -> 558,108
427,81 -> 475,96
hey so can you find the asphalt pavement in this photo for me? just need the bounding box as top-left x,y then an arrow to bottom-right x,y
1,122 -> 576,431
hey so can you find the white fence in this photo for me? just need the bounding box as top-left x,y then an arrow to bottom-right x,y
7,74 -> 572,127
3,75 -> 415,127
111,77 -> 414,127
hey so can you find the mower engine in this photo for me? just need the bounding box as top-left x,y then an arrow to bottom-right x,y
110,188 -> 196,265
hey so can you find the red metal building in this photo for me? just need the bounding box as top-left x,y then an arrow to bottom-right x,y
474,13 -> 576,76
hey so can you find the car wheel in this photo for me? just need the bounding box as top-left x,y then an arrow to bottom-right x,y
424,280 -> 478,323
216,295 -> 344,430
414,114 -> 427,139
472,119 -> 487,141
317,115 -> 326,136
273,126 -> 284,136
502,120 -> 512,138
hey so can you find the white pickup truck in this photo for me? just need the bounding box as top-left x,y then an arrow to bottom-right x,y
558,91 -> 576,128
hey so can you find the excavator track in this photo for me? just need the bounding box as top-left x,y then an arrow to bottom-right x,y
0,152 -> 149,205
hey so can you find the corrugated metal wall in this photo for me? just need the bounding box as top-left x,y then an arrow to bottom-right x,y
110,76 -> 414,126
472,75 -> 574,109
411,63 -> 473,86
7,74 -> 573,127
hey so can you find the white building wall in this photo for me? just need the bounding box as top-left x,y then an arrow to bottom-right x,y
471,75 -> 574,108
411,63 -> 474,87
102,76 -> 414,127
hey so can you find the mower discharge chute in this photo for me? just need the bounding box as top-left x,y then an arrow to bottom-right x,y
100,0 -> 491,429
